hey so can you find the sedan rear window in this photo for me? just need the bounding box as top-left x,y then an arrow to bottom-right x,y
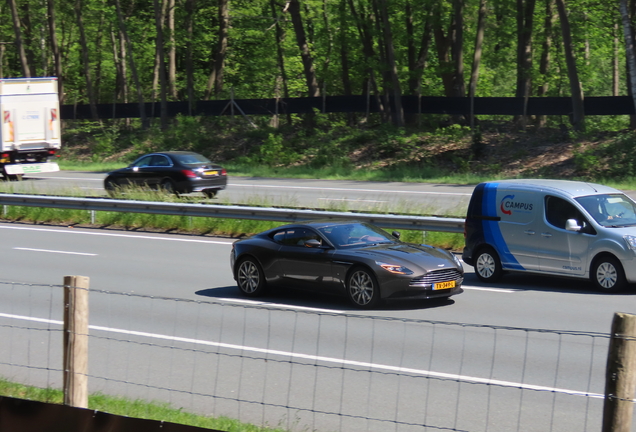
172,153 -> 212,165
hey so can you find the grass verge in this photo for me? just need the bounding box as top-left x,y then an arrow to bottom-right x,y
0,378 -> 282,431
0,184 -> 465,250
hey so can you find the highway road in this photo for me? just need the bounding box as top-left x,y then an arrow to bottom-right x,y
1,221 -> 635,431
0,171 -> 474,215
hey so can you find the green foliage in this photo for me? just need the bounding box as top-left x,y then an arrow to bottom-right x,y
573,132 -> 636,180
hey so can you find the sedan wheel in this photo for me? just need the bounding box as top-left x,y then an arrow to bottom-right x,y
592,257 -> 626,293
474,247 -> 503,283
237,258 -> 267,297
347,267 -> 380,309
160,179 -> 177,195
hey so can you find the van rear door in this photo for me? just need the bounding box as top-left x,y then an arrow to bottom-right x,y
495,188 -> 541,271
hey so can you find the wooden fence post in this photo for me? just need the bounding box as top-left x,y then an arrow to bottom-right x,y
602,312 -> 636,432
63,275 -> 89,409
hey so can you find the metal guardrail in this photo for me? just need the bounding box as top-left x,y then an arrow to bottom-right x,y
0,193 -> 466,233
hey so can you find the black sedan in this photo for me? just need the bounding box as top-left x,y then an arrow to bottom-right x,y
230,221 -> 464,309
104,151 -> 227,198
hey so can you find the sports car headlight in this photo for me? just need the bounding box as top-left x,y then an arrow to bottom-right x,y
451,253 -> 463,268
624,235 -> 636,252
376,262 -> 414,275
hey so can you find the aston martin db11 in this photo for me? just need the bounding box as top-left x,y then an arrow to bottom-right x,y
230,221 -> 464,309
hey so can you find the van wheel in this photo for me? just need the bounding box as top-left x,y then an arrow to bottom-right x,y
591,256 -> 626,293
474,247 -> 503,283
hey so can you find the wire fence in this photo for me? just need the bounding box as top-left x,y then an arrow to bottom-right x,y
0,279 -> 633,432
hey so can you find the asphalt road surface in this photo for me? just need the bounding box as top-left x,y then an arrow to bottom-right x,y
1,222 -> 635,431
5,171 -> 474,215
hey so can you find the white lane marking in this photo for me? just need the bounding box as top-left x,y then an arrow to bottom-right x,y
22,176 -> 472,196
25,176 -> 103,181
0,225 -> 234,245
318,198 -> 387,203
462,285 -> 518,293
229,183 -> 472,196
0,311 -> 605,400
217,297 -> 344,314
14,247 -> 97,256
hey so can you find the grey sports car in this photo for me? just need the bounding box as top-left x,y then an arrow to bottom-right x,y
230,221 -> 464,309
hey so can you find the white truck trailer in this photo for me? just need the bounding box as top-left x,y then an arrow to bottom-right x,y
0,77 -> 61,180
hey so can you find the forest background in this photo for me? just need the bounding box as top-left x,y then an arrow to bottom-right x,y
3,0 -> 636,185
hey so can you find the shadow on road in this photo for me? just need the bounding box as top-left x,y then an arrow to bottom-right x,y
194,285 -> 456,312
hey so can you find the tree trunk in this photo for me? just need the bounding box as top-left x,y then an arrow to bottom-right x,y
469,0 -> 487,128
205,0 -> 229,99
7,0 -> 30,77
536,0 -> 555,127
433,2 -> 456,98
516,0 -> 536,127
270,0 -> 292,125
555,0 -> 584,131
167,0 -> 177,99
115,0 -> 148,129
614,22 -> 620,97
287,0 -> 320,97
47,0 -> 64,102
452,0 -> 465,98
185,0 -> 196,114
75,0 -> 99,120
406,5 -> 433,96
376,0 -> 404,126
620,0 -> 636,119
19,1 -> 36,76
347,0 -> 385,120
154,0 -> 168,129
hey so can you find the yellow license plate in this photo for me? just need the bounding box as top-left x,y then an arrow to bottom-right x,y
204,170 -> 219,176
433,280 -> 455,290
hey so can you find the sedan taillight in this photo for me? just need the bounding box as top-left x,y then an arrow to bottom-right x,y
221,168 -> 227,176
182,169 -> 197,178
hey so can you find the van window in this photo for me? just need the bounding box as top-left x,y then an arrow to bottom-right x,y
545,196 -> 588,230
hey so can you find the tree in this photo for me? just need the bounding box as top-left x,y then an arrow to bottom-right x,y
47,0 -> 64,101
75,0 -> 99,120
469,0 -> 487,128
287,0 -> 320,97
6,0 -> 30,77
555,0 -> 584,131
516,0 -> 536,126
205,0 -> 229,99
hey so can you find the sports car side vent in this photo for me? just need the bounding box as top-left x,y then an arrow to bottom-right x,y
411,268 -> 462,285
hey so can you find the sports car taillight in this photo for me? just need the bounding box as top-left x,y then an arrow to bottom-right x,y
221,168 -> 227,176
181,169 -> 197,178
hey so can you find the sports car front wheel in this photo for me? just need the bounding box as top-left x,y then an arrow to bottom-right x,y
237,257 -> 267,297
347,267 -> 380,309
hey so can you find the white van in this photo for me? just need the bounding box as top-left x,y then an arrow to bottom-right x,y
462,179 -> 636,292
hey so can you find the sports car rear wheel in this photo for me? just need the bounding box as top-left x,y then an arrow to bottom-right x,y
237,257 -> 267,297
347,267 -> 380,309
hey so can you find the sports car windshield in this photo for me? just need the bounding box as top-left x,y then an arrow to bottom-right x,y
576,193 -> 636,227
318,223 -> 396,247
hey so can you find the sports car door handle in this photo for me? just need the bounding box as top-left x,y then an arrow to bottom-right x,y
524,230 -> 535,235
541,232 -> 553,237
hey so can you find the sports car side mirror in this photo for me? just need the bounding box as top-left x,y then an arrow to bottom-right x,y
392,231 -> 401,239
304,239 -> 323,248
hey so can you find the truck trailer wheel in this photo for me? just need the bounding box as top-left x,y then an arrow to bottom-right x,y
474,247 -> 503,283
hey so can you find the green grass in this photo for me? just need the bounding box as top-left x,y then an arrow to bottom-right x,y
0,181 -> 465,250
0,378 -> 283,431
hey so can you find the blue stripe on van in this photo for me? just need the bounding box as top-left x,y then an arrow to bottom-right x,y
481,183 -> 524,271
